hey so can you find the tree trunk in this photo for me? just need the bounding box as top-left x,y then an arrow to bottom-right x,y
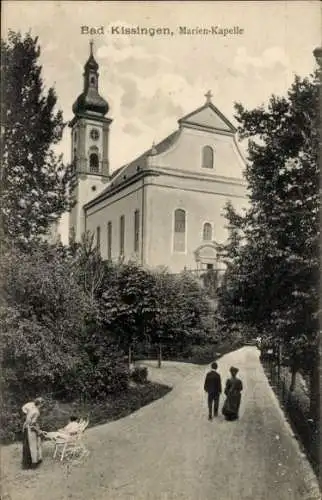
309,361 -> 320,422
289,368 -> 296,392
277,343 -> 281,384
128,345 -> 132,368
158,343 -> 162,368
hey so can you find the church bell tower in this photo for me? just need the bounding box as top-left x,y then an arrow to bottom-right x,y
69,41 -> 112,241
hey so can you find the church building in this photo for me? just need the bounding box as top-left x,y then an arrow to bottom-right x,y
68,43 -> 248,273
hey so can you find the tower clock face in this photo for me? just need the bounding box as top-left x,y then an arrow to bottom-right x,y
90,128 -> 99,141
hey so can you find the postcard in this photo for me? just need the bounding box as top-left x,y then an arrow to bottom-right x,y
1,1 -> 321,499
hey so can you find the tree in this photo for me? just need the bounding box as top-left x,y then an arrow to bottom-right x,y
68,230 -> 106,306
0,30 -> 74,245
101,262 -> 163,365
100,263 -> 213,365
0,244 -> 91,398
217,74 -> 319,404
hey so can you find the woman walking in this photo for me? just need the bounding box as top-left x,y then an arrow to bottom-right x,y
22,397 -> 45,469
222,367 -> 243,421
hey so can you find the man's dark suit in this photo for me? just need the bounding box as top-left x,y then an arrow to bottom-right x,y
204,369 -> 222,419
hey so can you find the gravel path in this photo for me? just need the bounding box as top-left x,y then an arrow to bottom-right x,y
2,347 -> 320,500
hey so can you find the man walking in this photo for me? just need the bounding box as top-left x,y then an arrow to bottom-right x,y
204,362 -> 222,420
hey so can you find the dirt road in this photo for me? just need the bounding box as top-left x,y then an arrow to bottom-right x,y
2,347 -> 320,500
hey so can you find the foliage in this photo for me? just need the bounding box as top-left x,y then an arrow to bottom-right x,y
100,263 -> 214,355
66,344 -> 130,400
217,73 -> 319,373
0,243 -> 129,405
201,269 -> 220,298
131,366 -> 148,384
0,30 -> 74,245
1,245 -> 89,397
68,230 -> 107,305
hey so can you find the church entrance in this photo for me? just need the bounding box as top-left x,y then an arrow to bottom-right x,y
194,243 -> 218,272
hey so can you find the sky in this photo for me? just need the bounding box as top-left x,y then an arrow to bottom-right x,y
3,1 -> 321,173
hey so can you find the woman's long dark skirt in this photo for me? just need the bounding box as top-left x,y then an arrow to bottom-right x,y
22,428 -> 41,469
22,428 -> 33,469
222,393 -> 241,421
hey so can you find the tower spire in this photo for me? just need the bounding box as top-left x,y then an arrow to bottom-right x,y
89,39 -> 94,57
72,41 -> 109,116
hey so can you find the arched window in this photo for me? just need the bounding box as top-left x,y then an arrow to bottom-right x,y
203,222 -> 212,241
134,210 -> 140,253
90,76 -> 96,86
120,215 -> 125,257
202,146 -> 214,169
173,209 -> 186,252
89,153 -> 99,173
107,221 -> 112,260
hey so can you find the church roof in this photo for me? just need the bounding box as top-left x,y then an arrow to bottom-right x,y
121,130 -> 180,171
88,130 -> 180,203
179,101 -> 236,133
72,42 -> 109,116
72,88 -> 109,116
84,52 -> 99,72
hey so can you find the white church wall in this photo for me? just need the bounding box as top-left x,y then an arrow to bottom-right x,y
144,174 -> 248,273
85,179 -> 144,262
85,170 -> 248,272
153,127 -> 245,180
70,174 -> 109,240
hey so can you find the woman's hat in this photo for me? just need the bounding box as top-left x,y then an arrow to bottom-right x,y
230,366 -> 239,375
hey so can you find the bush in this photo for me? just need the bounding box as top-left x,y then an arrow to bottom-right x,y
63,348 -> 130,400
131,366 -> 148,384
1,246 -> 91,401
0,399 -> 22,443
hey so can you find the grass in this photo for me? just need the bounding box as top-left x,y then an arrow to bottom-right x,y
45,382 -> 172,430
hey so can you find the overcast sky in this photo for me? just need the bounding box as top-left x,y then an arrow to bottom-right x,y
3,1 -> 321,172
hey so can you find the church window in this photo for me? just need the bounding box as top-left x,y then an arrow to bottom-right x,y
90,153 -> 99,173
120,215 -> 125,257
203,222 -> 212,241
202,146 -> 214,169
90,76 -> 96,85
173,209 -> 186,253
107,221 -> 112,260
96,226 -> 101,252
134,210 -> 140,253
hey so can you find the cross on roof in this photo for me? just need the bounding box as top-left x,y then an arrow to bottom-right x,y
205,90 -> 213,103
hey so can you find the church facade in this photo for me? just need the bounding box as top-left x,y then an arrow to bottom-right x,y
68,44 -> 248,273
